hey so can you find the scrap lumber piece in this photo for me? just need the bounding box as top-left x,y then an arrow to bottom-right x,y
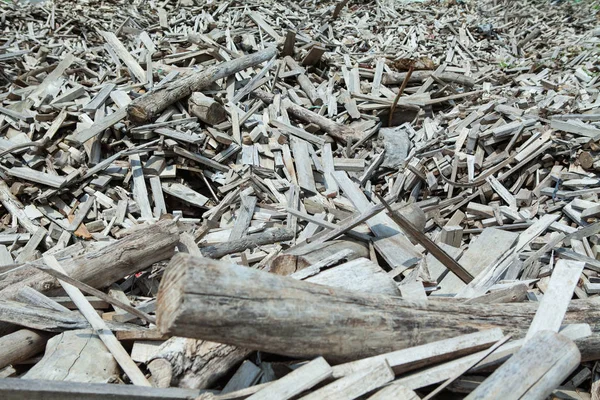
299,360 -> 393,400
254,90 -> 360,144
162,182 -> 209,209
0,378 -> 203,400
435,228 -> 518,296
229,194 -> 257,240
367,384 -> 420,400
188,92 -> 227,125
129,154 -> 153,220
221,361 -> 261,394
0,180 -> 38,234
27,53 -> 76,106
290,138 -> 317,194
247,357 -> 331,400
43,255 -> 151,386
393,325 -> 591,391
332,329 -> 504,378
0,329 -> 48,370
7,167 -> 66,189
23,329 -> 118,383
156,254 -> 600,362
100,31 -> 146,83
381,196 -> 473,283
334,171 -> 421,268
68,108 -> 127,144
526,260 -> 585,340
0,219 -> 179,300
128,47 -> 277,123
465,331 -> 581,400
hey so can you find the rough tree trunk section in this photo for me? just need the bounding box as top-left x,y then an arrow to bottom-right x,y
157,254 -> 600,363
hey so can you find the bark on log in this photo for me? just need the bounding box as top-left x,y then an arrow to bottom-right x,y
254,90 -> 360,144
157,254 -> 600,363
128,47 -> 277,123
0,329 -> 48,369
200,227 -> 293,259
0,219 -> 179,300
465,331 -> 580,399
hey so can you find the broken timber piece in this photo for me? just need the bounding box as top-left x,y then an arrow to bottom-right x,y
43,255 -> 151,387
254,90 -> 360,144
465,331 -> 580,400
156,254 -> 600,362
23,329 -> 119,383
247,357 -> 332,400
128,47 -> 277,123
0,329 -> 48,370
188,93 -> 227,126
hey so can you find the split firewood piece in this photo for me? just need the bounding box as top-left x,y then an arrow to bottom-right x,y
156,254 -> 600,362
22,329 -> 119,383
247,357 -> 331,400
128,47 -> 277,123
42,255 -> 151,386
188,93 -> 227,126
147,337 -> 252,389
465,331 -> 581,400
0,329 -> 48,370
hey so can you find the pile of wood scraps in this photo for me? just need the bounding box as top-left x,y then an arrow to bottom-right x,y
0,0 -> 599,398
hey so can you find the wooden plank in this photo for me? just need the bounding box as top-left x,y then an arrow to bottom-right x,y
247,357 -> 331,400
525,260 -> 585,341
100,31 -> 146,83
162,182 -> 209,208
333,171 -> 421,268
290,138 -> 317,194
229,194 -> 257,241
129,154 -> 153,220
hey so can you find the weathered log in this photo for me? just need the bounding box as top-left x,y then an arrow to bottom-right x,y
23,329 -> 119,383
200,227 -> 293,259
382,70 -> 475,87
465,331 -> 580,399
0,219 -> 179,300
188,93 -> 227,126
128,47 -> 277,123
0,329 -> 48,369
157,254 -> 600,362
254,90 -> 360,144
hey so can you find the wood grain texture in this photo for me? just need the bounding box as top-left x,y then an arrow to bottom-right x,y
157,254 -> 600,362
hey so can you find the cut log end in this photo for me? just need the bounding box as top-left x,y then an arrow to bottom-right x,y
156,253 -> 188,335
127,104 -> 150,123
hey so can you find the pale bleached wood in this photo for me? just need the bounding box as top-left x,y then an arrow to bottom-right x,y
16,287 -> 71,313
221,361 -> 262,394
525,260 -> 585,341
247,357 -> 331,400
43,255 -> 151,387
23,329 -> 119,383
299,360 -> 393,400
0,329 -> 48,370
333,171 -> 421,268
68,106 -> 128,144
331,329 -> 504,378
7,167 -> 66,189
100,31 -> 146,83
0,178 -> 37,231
367,384 -> 420,400
129,154 -> 153,220
465,331 -> 581,400
291,138 -> 317,194
229,195 -> 257,241
156,255 -> 600,362
200,227 -> 293,259
395,325 -> 591,390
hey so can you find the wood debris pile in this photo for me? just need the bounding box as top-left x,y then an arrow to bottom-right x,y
0,0 -> 599,398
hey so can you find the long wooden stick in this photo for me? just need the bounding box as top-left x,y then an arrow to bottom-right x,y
43,255 -> 151,387
377,194 -> 474,283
